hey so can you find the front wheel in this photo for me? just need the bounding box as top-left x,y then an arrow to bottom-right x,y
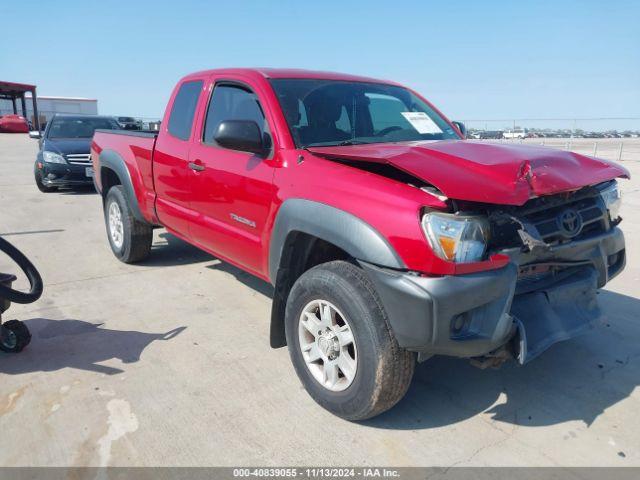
104,185 -> 152,263
285,261 -> 415,420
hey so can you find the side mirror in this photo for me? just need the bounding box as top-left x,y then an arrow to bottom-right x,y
214,120 -> 267,155
29,131 -> 42,139
452,121 -> 467,139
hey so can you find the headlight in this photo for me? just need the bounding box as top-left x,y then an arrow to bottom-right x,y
600,182 -> 622,221
43,151 -> 66,164
422,212 -> 489,263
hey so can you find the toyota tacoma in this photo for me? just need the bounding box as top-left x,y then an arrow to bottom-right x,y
91,68 -> 628,420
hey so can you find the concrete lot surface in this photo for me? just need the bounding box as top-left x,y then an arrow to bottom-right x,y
1,133 -> 639,466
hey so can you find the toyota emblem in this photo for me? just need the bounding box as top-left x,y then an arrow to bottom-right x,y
557,209 -> 582,237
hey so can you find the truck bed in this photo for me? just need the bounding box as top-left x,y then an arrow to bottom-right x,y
91,129 -> 159,224
94,129 -> 159,138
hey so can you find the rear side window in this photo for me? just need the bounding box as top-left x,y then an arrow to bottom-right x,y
167,80 -> 203,140
203,84 -> 270,145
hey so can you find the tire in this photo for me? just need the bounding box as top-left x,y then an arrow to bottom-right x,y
285,260 -> 415,420
104,185 -> 152,263
35,170 -> 57,192
0,320 -> 32,353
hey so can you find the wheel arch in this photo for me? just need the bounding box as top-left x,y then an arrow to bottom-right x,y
268,199 -> 405,348
98,149 -> 147,223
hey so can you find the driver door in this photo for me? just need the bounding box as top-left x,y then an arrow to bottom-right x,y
187,78 -> 277,276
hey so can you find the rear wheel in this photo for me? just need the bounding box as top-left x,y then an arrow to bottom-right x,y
285,260 -> 415,420
104,185 -> 152,263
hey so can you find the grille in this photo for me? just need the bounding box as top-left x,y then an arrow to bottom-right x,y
489,190 -> 609,250
525,196 -> 606,243
65,153 -> 91,165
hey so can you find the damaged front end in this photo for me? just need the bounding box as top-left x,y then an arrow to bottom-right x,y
362,180 -> 625,368
476,180 -> 625,365
309,142 -> 627,366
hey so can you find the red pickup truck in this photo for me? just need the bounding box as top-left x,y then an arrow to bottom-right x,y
92,68 -> 628,420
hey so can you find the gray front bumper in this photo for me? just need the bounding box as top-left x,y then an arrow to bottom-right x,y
361,227 -> 625,361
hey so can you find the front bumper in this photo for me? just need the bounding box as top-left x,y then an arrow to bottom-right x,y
39,162 -> 94,187
361,227 -> 625,362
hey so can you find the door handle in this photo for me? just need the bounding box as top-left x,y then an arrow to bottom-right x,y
188,161 -> 205,172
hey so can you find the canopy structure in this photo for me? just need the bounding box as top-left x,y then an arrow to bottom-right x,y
0,81 -> 41,131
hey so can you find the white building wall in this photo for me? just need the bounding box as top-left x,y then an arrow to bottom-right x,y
0,96 -> 98,124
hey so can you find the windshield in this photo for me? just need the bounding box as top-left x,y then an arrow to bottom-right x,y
48,117 -> 120,139
270,79 -> 459,148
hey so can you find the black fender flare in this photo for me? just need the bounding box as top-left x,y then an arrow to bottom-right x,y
267,199 -> 405,348
269,199 -> 405,282
98,149 -> 147,223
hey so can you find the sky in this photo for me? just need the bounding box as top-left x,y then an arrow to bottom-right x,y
2,0 -> 639,130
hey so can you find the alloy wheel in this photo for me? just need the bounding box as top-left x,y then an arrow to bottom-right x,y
298,299 -> 357,392
108,201 -> 124,249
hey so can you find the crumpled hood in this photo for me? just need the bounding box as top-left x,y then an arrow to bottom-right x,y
307,140 -> 629,205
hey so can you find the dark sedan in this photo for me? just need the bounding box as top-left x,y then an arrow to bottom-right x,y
33,114 -> 121,192
116,116 -> 141,130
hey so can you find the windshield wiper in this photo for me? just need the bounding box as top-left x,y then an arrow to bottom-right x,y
303,139 -> 369,149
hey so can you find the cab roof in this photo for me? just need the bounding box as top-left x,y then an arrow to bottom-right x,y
182,68 -> 399,86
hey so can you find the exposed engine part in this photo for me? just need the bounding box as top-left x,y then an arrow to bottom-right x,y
316,155 -> 452,201
323,158 -> 431,187
470,346 -> 513,369
489,211 -> 551,253
517,225 -> 551,252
